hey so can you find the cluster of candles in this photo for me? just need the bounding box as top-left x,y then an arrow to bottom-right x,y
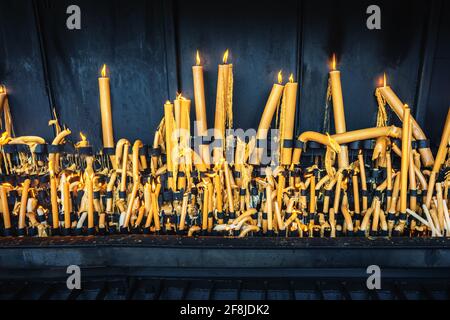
0,51 -> 448,238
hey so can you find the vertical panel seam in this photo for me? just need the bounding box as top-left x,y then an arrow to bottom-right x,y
413,0 -> 442,125
31,0 -> 57,137
295,0 -> 305,136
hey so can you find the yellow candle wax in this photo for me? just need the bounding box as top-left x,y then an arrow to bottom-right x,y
98,65 -> 114,148
377,75 -> 434,167
214,50 -> 233,164
329,54 -> 349,168
164,101 -> 176,190
251,71 -> 284,165
280,74 -> 298,166
192,51 -> 210,167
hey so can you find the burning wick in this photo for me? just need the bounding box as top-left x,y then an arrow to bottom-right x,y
76,132 -> 89,148
223,49 -> 229,64
196,50 -> 201,66
278,71 -> 283,84
289,73 -> 294,83
383,72 -> 387,87
101,64 -> 107,78
331,54 -> 337,71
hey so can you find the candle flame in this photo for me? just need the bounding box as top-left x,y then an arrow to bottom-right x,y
165,100 -> 172,105
277,71 -> 283,84
404,103 -> 409,109
223,49 -> 229,64
101,64 -> 107,77
289,74 -> 294,83
80,132 -> 87,142
0,85 -> 4,94
383,72 -> 387,87
331,54 -> 337,71
196,50 -> 201,66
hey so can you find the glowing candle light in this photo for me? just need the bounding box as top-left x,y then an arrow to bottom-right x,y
98,64 -> 117,168
280,73 -> 298,166
329,54 -> 349,168
214,49 -> 233,164
192,50 -> 210,167
251,71 -> 285,165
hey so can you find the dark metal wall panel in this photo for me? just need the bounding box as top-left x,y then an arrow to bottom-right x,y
0,0 -> 448,148
0,0 -> 53,139
299,0 -> 430,133
424,1 -> 450,148
175,0 -> 299,131
36,0 -> 171,148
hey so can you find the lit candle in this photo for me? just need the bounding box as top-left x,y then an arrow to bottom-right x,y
76,132 -> 89,148
329,54 -> 349,168
251,71 -> 284,165
174,93 -> 182,130
280,74 -> 298,166
192,51 -> 210,167
214,50 -> 233,164
98,64 -> 117,168
376,73 -> 434,167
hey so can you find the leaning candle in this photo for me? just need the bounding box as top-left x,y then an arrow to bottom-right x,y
214,50 -> 233,164
376,74 -> 434,167
425,107 -> 450,208
0,85 -> 5,110
98,64 -> 117,169
251,71 -> 284,165
329,54 -> 349,168
280,74 -> 298,166
192,51 -> 210,167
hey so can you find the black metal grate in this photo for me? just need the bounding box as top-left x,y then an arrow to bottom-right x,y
1,277 -> 449,300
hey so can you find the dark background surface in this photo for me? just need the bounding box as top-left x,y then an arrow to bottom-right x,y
0,0 -> 448,149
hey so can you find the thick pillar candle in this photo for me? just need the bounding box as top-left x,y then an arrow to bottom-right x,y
329,55 -> 349,168
214,50 -> 233,164
280,74 -> 298,166
192,51 -> 210,167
